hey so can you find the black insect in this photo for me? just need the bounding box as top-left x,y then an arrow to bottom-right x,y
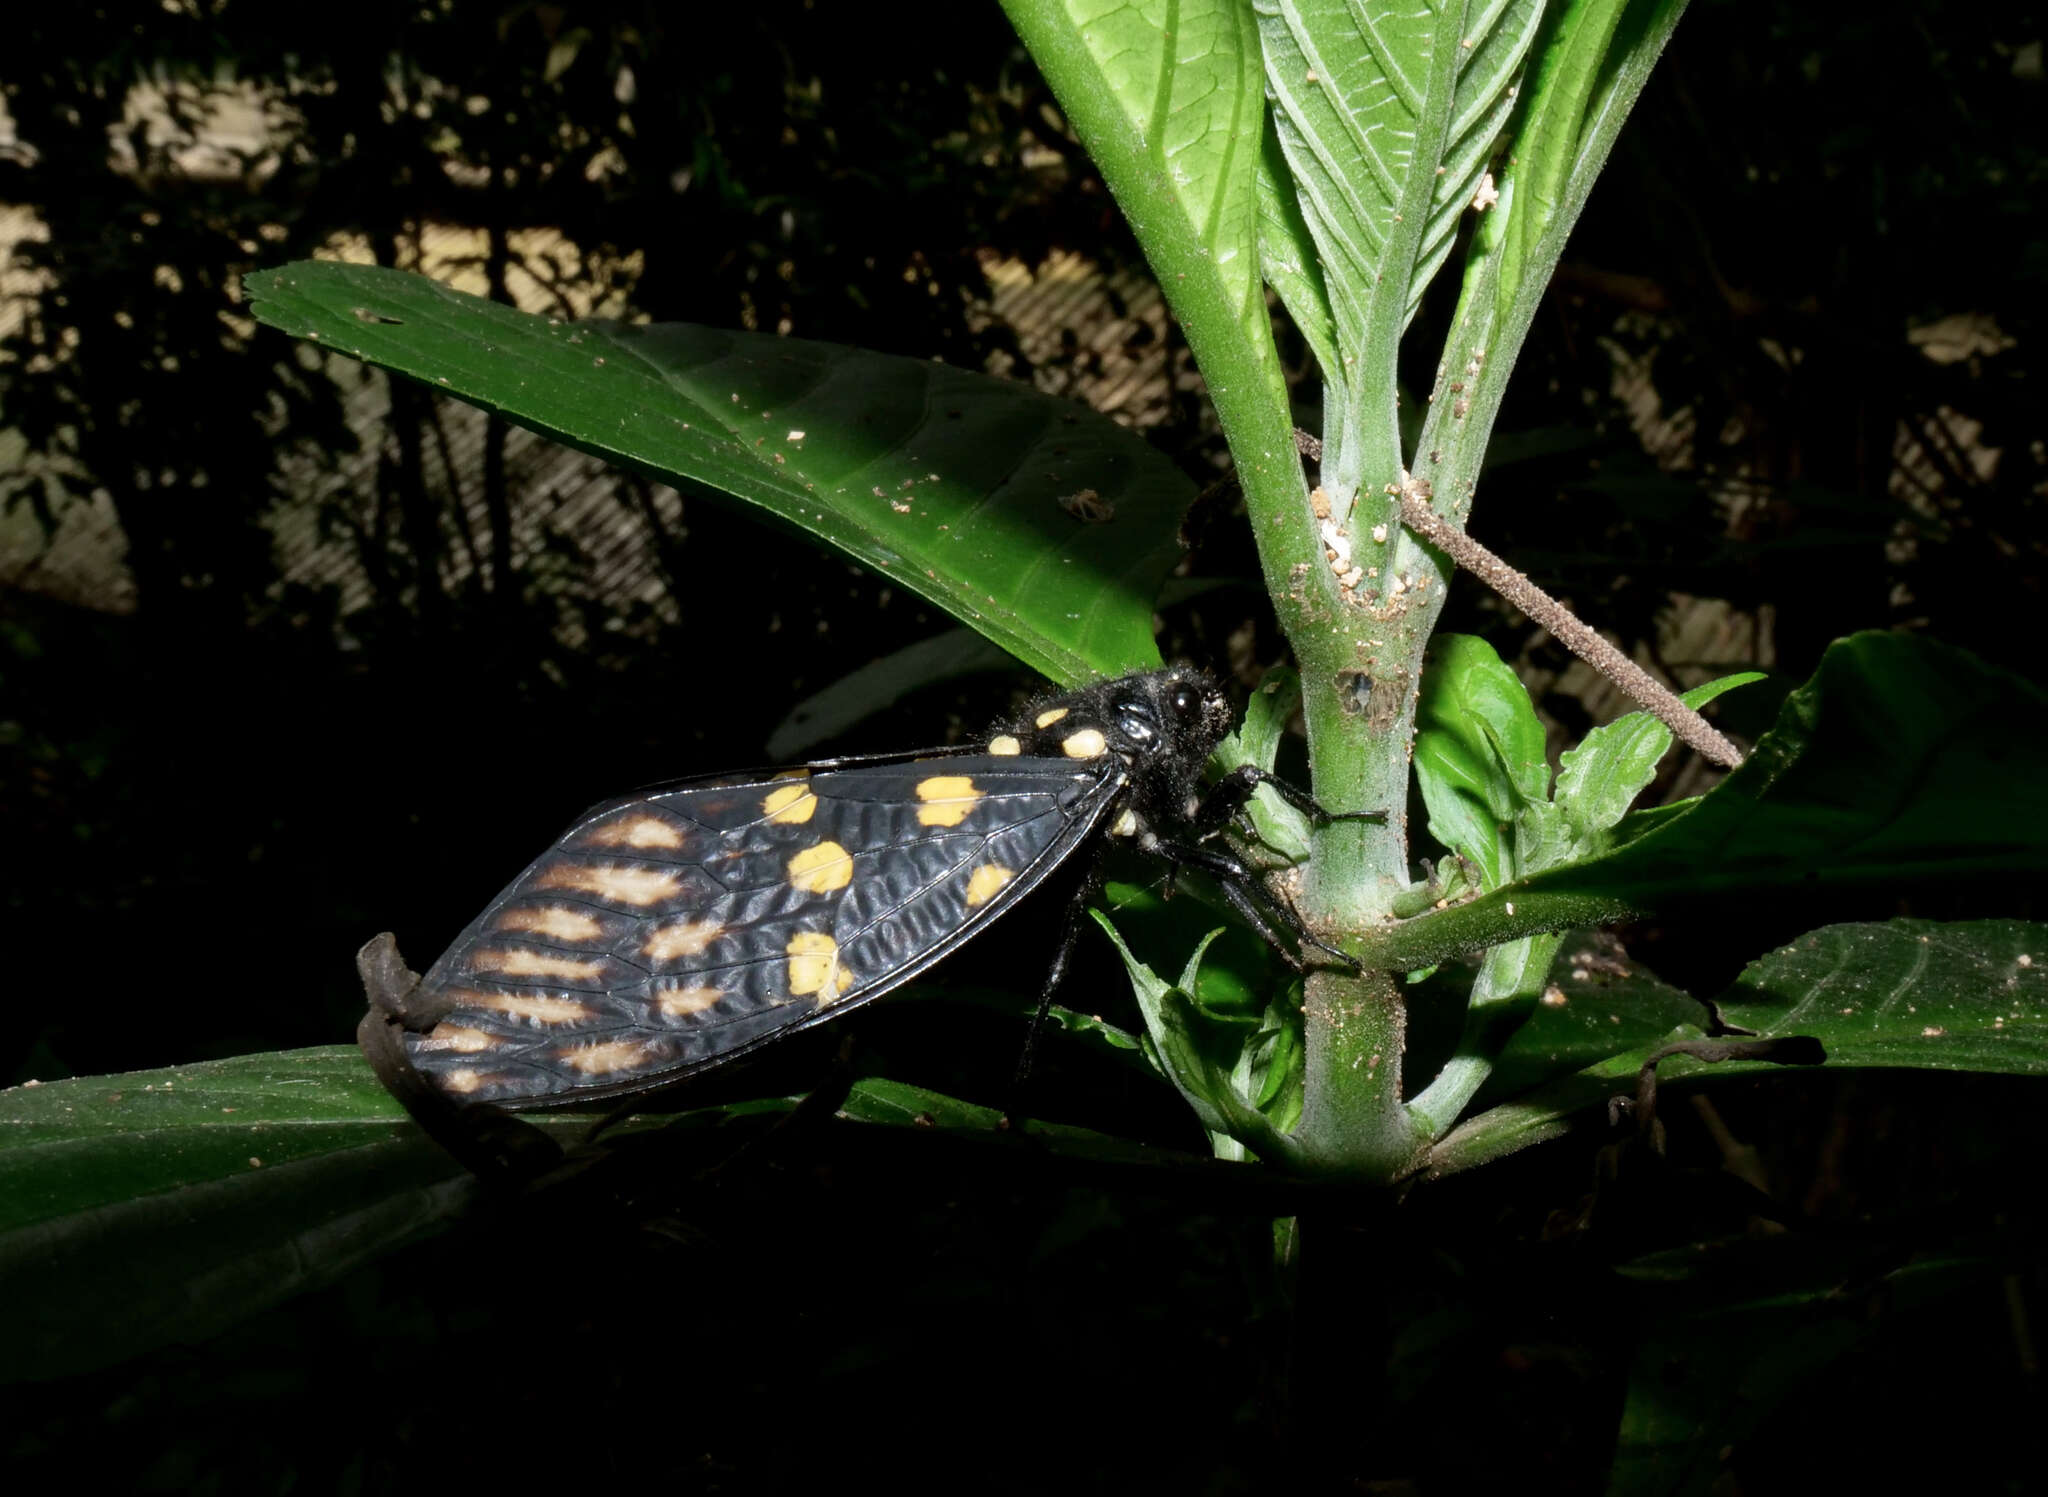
358,666 -> 1372,1129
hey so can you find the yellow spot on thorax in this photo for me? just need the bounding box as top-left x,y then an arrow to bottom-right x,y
915,775 -> 983,826
586,814 -> 686,850
1062,728 -> 1108,758
653,984 -> 723,1018
643,918 -> 726,962
470,948 -> 606,981
787,930 -> 854,1001
1034,706 -> 1070,728
788,840 -> 855,894
495,906 -> 605,941
558,1039 -> 657,1076
536,863 -> 684,906
762,781 -> 818,824
1109,808 -> 1139,837
964,864 -> 1014,908
987,735 -> 1022,756
467,991 -> 594,1024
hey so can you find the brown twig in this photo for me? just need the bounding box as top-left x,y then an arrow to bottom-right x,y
1289,430 -> 1745,770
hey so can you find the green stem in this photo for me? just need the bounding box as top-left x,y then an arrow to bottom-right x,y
1295,967 -> 1424,1177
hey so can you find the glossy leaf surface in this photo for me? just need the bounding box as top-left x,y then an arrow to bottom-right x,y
246,261 -> 1194,685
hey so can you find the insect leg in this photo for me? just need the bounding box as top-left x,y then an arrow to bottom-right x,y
1191,764 -> 1386,841
1146,838 -> 1361,973
1012,856 -> 1108,1087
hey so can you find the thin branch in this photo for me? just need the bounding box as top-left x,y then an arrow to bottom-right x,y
1394,495 -> 1744,768
1292,430 -> 1745,770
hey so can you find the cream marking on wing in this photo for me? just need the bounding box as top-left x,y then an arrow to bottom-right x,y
643,918 -> 727,962
441,1068 -> 485,1095
787,931 -> 854,1001
1061,728 -> 1108,759
586,814 -> 686,850
417,1024 -> 500,1054
914,775 -> 982,827
653,984 -> 724,1018
761,781 -> 819,825
788,840 -> 855,894
557,1039 -> 657,1076
495,906 -> 605,941
964,863 -> 1015,908
536,863 -> 684,906
470,948 -> 607,981
467,991 -> 594,1024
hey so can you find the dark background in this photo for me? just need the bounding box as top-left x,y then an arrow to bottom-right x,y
3,2 -> 2042,1490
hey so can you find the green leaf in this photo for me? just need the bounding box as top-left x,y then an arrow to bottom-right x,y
0,1049 -> 481,1381
1255,129 -> 1341,381
1001,0 -> 1283,409
1426,918 -> 2048,1176
1252,0 -> 1454,351
1549,672 -> 1761,849
1228,663 -> 1314,859
1421,0 -> 1687,478
1413,633 -> 1550,887
244,261 -> 1194,685
1253,0 -> 1463,489
1379,634 -> 2048,969
1090,915 -> 1301,1164
1517,670 -> 1764,875
1474,930 -> 1706,1102
1407,0 -> 1546,328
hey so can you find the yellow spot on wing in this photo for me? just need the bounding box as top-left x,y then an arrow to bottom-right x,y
1062,728 -> 1108,759
988,735 -> 1021,756
466,991 -> 593,1024
653,984 -> 723,1018
788,840 -> 854,894
1035,706 -> 1070,727
964,864 -> 1014,908
762,781 -> 818,824
496,906 -> 605,941
644,919 -> 726,962
418,1024 -> 500,1054
536,863 -> 684,906
558,1039 -> 659,1076
471,948 -> 606,981
915,775 -> 982,827
787,931 -> 853,1001
586,814 -> 686,850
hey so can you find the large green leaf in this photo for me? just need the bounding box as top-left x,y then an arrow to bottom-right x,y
1375,634 -> 2048,972
1001,0 -> 1287,423
1253,0 -> 1462,488
0,1049 -> 475,1381
1426,918 -> 2048,1176
244,261 -> 1194,685
1408,0 -> 1546,328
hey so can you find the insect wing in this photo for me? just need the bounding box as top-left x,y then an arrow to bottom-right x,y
401,754 -> 1124,1105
